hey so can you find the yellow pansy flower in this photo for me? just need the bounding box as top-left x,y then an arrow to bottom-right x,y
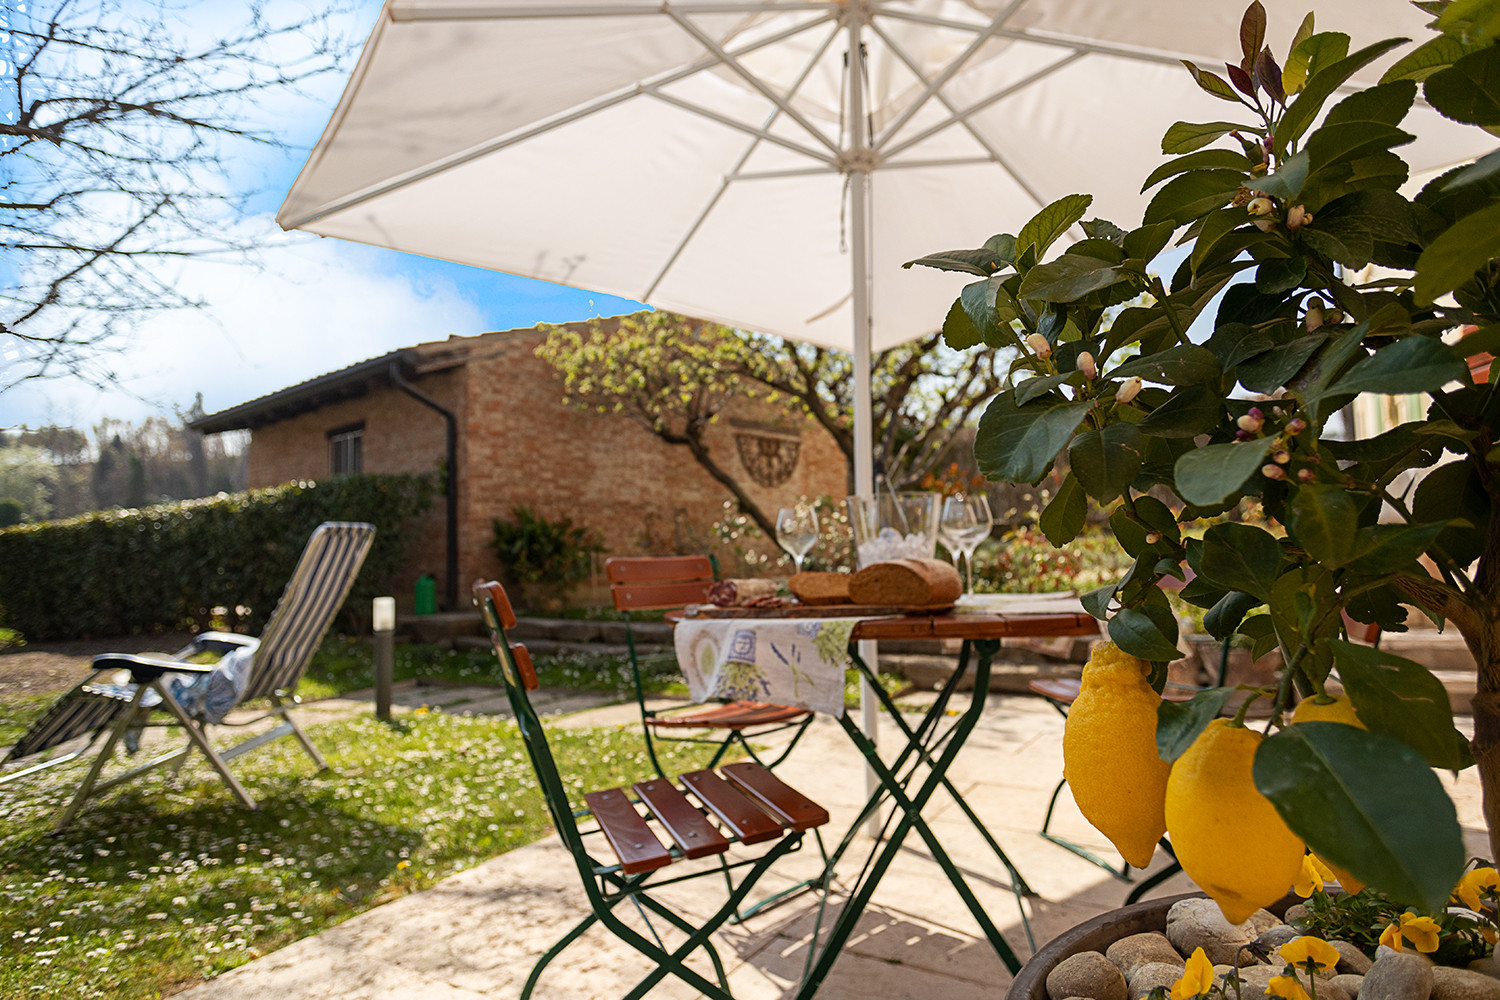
1291,853 -> 1325,897
1170,946 -> 1215,999
1380,911 -> 1442,953
1279,935 -> 1340,971
1267,973 -> 1313,1000
1455,866 -> 1500,911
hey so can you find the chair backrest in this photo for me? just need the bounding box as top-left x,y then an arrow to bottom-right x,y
241,522 -> 377,701
473,581 -> 589,868
605,555 -> 714,611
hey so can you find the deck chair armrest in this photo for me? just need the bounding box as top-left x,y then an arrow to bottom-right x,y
91,652 -> 216,682
175,632 -> 259,658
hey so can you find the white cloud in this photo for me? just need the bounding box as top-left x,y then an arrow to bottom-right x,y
0,228 -> 489,430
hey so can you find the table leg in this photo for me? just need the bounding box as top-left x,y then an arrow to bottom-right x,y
794,640 -> 1023,999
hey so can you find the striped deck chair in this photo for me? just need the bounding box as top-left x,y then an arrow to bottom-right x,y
1,522 -> 375,831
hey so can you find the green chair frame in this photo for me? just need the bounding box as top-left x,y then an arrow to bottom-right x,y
474,580 -> 830,1000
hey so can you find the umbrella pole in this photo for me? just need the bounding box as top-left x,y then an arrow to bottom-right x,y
845,8 -> 883,839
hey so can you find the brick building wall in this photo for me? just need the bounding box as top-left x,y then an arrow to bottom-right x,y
241,326 -> 847,610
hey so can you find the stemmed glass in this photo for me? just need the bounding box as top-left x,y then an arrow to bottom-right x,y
940,493 -> 993,595
775,503 -> 820,574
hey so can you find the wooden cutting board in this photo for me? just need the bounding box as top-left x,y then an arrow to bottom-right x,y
685,602 -> 954,619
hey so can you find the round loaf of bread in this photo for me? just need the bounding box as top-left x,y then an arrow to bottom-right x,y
847,559 -> 961,607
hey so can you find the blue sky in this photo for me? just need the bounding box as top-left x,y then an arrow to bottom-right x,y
2,0 -> 645,433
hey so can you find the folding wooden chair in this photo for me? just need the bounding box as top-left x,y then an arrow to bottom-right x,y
474,580 -> 829,1000
605,555 -> 814,780
2,522 -> 376,831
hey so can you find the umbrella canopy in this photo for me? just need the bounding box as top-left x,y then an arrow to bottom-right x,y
280,0 -> 1486,495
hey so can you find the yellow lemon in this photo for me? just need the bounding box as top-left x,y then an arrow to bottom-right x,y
1165,719 -> 1305,925
1291,695 -> 1365,729
1063,642 -> 1172,869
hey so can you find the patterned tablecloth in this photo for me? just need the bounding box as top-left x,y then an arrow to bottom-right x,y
672,616 -> 869,718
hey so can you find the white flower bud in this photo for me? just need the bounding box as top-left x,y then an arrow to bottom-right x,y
1246,196 -> 1274,217
1077,351 -> 1097,380
1262,464 -> 1287,481
1115,376 -> 1143,404
1236,413 -> 1263,433
1253,217 -> 1275,232
1025,332 -> 1052,360
1286,204 -> 1312,229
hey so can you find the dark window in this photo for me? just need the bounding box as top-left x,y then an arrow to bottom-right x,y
328,424 -> 363,476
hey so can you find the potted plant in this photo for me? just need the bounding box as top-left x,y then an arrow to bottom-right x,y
909,0 -> 1500,984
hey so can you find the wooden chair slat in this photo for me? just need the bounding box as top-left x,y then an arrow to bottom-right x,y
605,555 -> 714,586
509,642 -> 538,691
632,777 -> 731,859
644,701 -> 810,729
583,787 -> 672,874
719,762 -> 829,832
680,769 -> 784,845
612,580 -> 714,611
1028,678 -> 1080,704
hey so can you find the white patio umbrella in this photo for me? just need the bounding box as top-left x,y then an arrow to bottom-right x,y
279,0 -> 1483,801
279,0 -> 1482,504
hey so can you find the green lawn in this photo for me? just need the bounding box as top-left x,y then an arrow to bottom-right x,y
0,709 -> 727,1000
0,639 -> 909,999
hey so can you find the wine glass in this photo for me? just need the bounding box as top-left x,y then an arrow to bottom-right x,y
941,494 -> 994,595
775,504 -> 819,574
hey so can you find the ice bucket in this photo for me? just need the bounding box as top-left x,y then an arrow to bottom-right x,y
846,492 -> 940,569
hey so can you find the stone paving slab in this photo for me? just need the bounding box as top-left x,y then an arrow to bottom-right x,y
175,687 -> 1489,1000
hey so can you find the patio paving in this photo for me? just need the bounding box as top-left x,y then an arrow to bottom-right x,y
171,677 -> 1492,1000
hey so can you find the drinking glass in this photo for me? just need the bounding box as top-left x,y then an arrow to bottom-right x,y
775,504 -> 819,573
940,494 -> 994,594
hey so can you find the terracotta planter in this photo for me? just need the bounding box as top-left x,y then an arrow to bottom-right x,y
1005,892 -> 1296,1000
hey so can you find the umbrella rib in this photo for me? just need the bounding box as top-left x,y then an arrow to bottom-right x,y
868,1 -> 1021,151
388,2 -> 832,20
663,6 -> 842,157
282,7 -> 838,229
879,48 -> 1084,162
875,6 -> 1200,71
643,87 -> 836,165
643,19 -> 842,302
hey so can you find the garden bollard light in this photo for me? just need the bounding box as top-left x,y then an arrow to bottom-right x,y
373,596 -> 395,721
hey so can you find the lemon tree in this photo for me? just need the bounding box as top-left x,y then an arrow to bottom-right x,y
911,0 -> 1500,914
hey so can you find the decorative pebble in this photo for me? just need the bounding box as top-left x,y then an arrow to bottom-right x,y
1330,973 -> 1365,996
1165,898 -> 1278,966
1332,939 -> 1374,974
1433,965 -> 1500,999
1127,961 -> 1183,999
1252,924 -> 1302,957
1471,957 -> 1500,981
1046,951 -> 1127,1000
1105,932 -> 1184,979
1363,951 -> 1435,1000
1283,903 -> 1312,925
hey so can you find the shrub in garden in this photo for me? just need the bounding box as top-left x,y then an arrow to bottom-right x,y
490,506 -> 603,608
911,1 -> 1500,919
0,474 -> 432,640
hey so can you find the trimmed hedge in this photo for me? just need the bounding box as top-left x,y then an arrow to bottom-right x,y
0,475 -> 434,641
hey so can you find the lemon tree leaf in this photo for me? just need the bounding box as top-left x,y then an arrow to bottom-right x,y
1331,639 -> 1475,770
1330,337 -> 1468,396
1070,423 -> 1143,502
1157,688 -> 1235,763
1039,472 -> 1086,546
1108,605 -> 1183,662
1255,722 -> 1465,913
1174,438 -> 1275,506
1200,523 -> 1283,601
975,395 -> 1091,484
1016,194 -> 1093,259
1287,483 -> 1359,567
